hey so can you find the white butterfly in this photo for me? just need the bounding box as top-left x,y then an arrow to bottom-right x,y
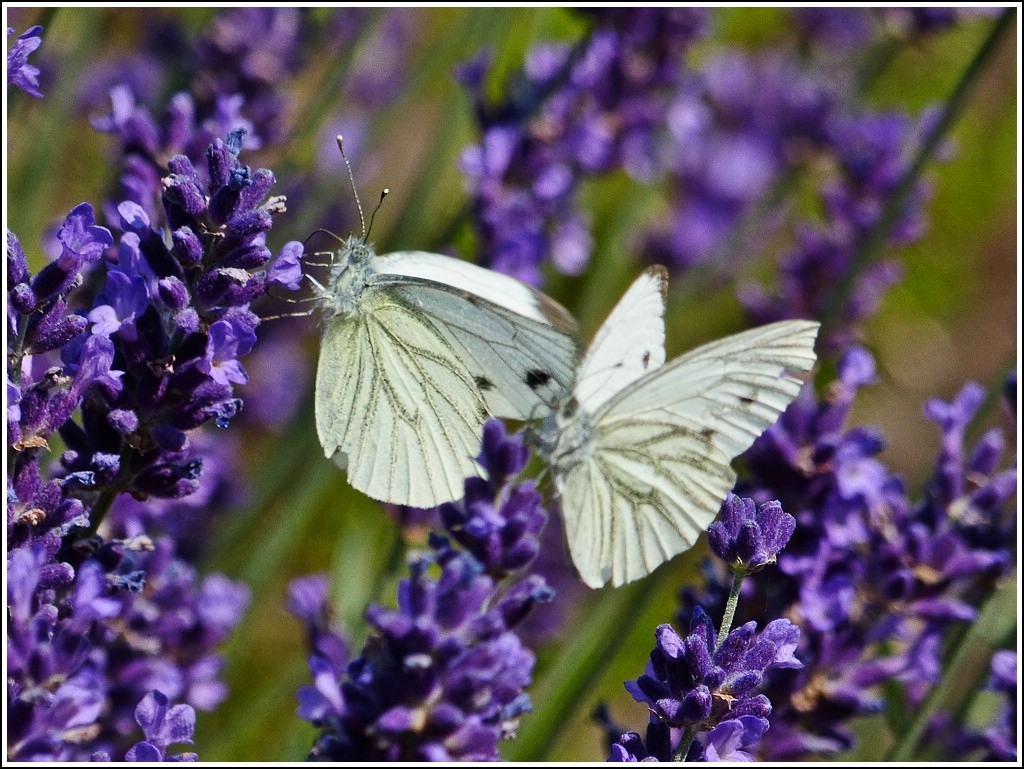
314,234 -> 579,508
538,266 -> 819,588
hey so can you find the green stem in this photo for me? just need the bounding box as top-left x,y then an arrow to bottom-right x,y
821,9 -> 1015,333
674,725 -> 698,762
886,576 -> 1017,761
964,348 -> 1017,447
503,569 -> 668,761
716,570 -> 745,649
86,485 -> 120,536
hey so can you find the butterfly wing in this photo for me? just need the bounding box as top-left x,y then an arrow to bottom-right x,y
572,265 -> 668,414
372,252 -> 579,419
315,287 -> 488,508
558,318 -> 820,588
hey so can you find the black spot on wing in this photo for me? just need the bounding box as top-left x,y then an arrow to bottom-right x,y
474,375 -> 495,391
642,350 -> 651,369
526,369 -> 552,389
561,397 -> 579,420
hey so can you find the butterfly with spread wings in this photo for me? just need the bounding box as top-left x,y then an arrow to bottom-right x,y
538,266 -> 819,588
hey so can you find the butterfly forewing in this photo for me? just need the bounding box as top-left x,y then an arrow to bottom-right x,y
597,320 -> 820,459
315,290 -> 486,508
573,266 -> 668,414
373,252 -> 579,420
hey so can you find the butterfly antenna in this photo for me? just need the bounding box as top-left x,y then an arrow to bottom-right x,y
366,188 -> 389,240
336,135 -> 366,239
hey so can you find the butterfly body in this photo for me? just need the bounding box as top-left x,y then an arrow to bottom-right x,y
314,236 -> 578,508
539,267 -> 819,589
318,235 -> 376,319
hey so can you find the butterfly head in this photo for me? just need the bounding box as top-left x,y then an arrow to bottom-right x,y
334,234 -> 376,271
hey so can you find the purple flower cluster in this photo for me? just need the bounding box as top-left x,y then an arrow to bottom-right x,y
643,50 -> 834,269
88,8 -> 312,227
7,531 -> 248,760
614,610 -> 803,762
8,23 -> 292,755
674,350 -> 1016,759
291,421 -> 553,761
7,131 -> 299,513
609,495 -> 800,762
458,8 -> 708,284
739,110 -> 938,351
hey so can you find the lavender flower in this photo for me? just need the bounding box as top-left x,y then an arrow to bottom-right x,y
115,690 -> 198,762
976,650 -> 1017,761
292,421 -> 552,761
607,493 -> 802,762
7,25 -> 44,97
8,121 -> 286,758
459,9 -> 708,284
707,494 -> 796,574
39,132 -> 295,506
620,608 -> 802,761
6,531 -> 248,760
89,8 -> 310,226
677,351 -> 1016,759
438,420 -> 547,578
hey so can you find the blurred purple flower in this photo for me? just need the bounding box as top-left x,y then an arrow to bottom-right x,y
646,51 -> 834,269
7,25 -> 44,97
459,9 -> 708,285
977,650 -> 1017,761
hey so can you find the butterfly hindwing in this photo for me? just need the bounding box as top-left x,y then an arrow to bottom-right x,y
560,419 -> 736,588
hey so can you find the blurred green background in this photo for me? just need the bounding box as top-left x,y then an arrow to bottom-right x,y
6,7 -> 1017,761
